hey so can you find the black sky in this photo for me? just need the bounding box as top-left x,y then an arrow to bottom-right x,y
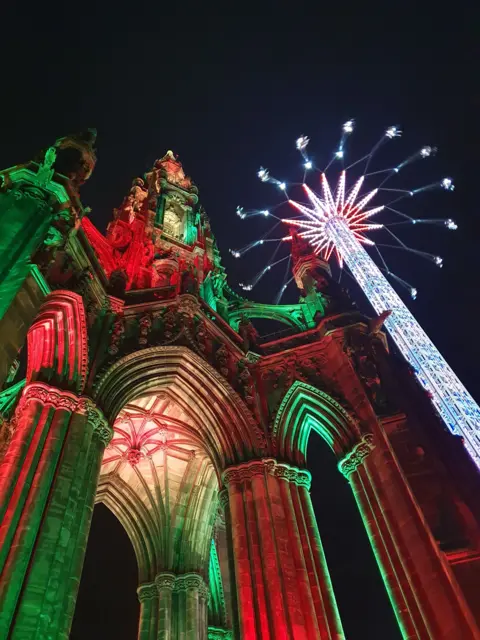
1,6 -> 477,638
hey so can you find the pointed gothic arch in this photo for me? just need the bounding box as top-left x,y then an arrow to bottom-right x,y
273,380 -> 361,466
94,345 -> 264,469
96,477 -> 160,583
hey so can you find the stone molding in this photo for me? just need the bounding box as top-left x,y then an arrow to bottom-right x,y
155,572 -> 176,592
19,383 -> 78,413
222,458 -> 311,490
14,382 -> 113,447
178,294 -> 201,317
153,572 -> 209,600
208,627 -> 233,640
338,434 -> 375,477
137,582 -> 158,602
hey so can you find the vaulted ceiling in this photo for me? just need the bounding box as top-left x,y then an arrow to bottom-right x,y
98,392 -> 219,580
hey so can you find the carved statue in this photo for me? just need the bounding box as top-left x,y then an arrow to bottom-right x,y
129,178 -> 148,213
238,313 -> 259,351
53,128 -> 97,187
36,147 -> 56,186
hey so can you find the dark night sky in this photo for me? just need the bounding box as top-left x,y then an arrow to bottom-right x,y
1,7 -> 477,638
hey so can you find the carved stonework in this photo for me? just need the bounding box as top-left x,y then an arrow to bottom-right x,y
92,422 -> 114,447
198,580 -> 210,602
137,582 -> 158,602
108,317 -> 125,355
107,296 -> 125,315
215,344 -> 230,378
222,458 -> 311,490
272,463 -> 312,489
178,294 -> 200,318
236,359 -> 254,406
155,572 -> 176,592
338,434 -> 375,477
18,383 -> 79,414
138,314 -> 152,345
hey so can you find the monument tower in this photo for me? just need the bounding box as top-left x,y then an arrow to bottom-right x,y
1,136 -> 480,639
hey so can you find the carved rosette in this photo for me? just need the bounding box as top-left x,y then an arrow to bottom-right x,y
338,434 -> 375,477
222,458 -> 312,491
137,582 -> 158,602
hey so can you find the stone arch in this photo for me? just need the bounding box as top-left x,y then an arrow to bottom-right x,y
94,345 -> 266,470
96,477 -> 160,583
273,380 -> 361,467
229,302 -> 309,332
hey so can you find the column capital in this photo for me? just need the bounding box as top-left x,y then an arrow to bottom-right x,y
174,572 -> 207,594
198,580 -> 210,602
155,572 -> 176,592
222,458 -> 311,490
137,582 -> 158,602
19,382 -> 79,413
14,382 -> 114,447
338,434 -> 375,477
77,398 -> 113,446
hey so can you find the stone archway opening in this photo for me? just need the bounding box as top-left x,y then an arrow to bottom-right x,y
98,391 -> 219,579
306,431 -> 401,640
94,387 -> 232,639
70,503 -> 139,640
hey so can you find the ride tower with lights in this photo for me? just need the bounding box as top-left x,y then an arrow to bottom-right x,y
1,134 -> 480,639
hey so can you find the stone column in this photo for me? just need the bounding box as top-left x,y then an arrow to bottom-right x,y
138,582 -> 159,640
222,459 -> 345,640
175,573 -> 209,640
0,382 -> 112,640
340,433 -> 480,640
156,572 -> 175,639
218,489 -> 240,639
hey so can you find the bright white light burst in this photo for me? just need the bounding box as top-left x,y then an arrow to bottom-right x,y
284,171 -> 384,267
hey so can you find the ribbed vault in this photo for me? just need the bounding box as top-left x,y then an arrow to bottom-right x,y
94,346 -> 264,470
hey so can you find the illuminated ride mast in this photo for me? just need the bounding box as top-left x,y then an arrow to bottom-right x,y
285,169 -> 480,468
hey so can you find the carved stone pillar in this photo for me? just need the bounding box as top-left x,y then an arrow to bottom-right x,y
138,582 -> 159,640
175,573 -> 209,640
0,382 -> 112,639
222,459 -> 345,640
340,433 -> 480,640
156,572 -> 175,639
218,489 -> 240,639
137,572 -> 208,639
